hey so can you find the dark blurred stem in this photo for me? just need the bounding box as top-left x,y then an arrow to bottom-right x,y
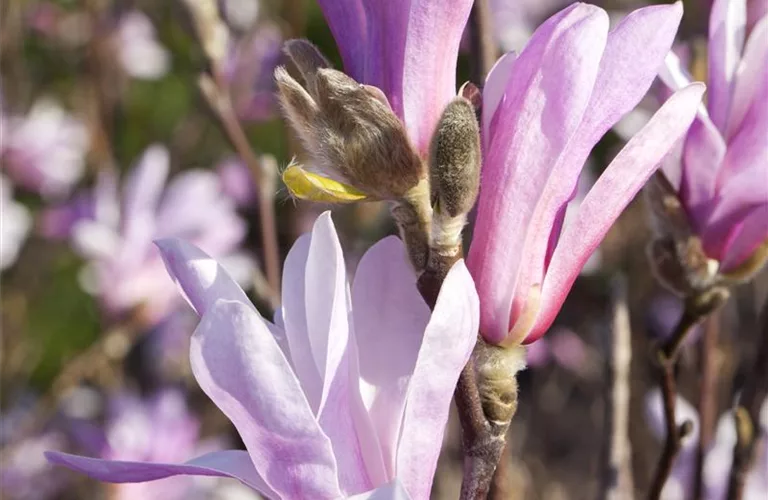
199,74 -> 281,300
694,313 -> 720,500
600,277 -> 635,500
727,296 -> 768,500
648,304 -> 709,500
468,0 -> 497,85
488,440 -> 511,500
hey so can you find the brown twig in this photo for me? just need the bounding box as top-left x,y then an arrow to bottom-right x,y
468,0 -> 497,86
600,276 -> 635,500
648,303 -> 708,500
727,296 -> 768,500
694,312 -> 720,499
199,74 -> 282,299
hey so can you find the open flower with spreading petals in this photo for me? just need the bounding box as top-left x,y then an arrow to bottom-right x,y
1,98 -> 89,198
41,145 -> 249,325
657,0 -> 768,279
46,212 -> 479,499
466,2 -> 706,345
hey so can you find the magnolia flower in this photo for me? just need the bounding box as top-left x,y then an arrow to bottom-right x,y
466,2 -> 705,345
317,0 -> 472,155
1,98 -> 89,198
657,0 -> 768,277
0,176 -> 31,271
41,145 -> 249,325
47,212 -> 479,500
116,10 -> 170,80
645,391 -> 768,500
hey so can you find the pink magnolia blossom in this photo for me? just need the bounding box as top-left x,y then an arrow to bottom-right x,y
316,0 -> 473,154
47,212 -> 479,500
41,145 -> 249,325
1,98 -> 89,199
658,0 -> 768,272
466,2 -> 706,345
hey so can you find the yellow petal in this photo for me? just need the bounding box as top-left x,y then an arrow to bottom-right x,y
282,164 -> 368,203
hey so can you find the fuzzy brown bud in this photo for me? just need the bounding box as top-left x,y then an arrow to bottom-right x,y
474,341 -> 526,428
429,97 -> 481,218
274,47 -> 424,202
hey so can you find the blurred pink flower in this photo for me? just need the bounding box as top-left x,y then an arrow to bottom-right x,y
488,0 -> 570,52
47,212 -> 479,499
466,2 -> 705,346
41,145 -> 250,325
317,0 -> 473,154
658,0 -> 768,273
116,10 -> 170,80
646,391 -> 768,500
0,176 -> 31,271
224,23 -> 282,122
1,98 -> 89,198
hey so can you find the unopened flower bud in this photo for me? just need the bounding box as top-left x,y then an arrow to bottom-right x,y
475,341 -> 526,427
275,46 -> 424,203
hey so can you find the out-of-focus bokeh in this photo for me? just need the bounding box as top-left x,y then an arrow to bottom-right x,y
1,0 -> 766,499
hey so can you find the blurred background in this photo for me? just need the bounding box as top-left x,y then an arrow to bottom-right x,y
1,0 -> 766,498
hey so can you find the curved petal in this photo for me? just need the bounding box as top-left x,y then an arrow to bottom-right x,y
726,16 -> 768,140
717,206 -> 768,271
468,3 -> 608,344
482,51 -> 517,151
281,233 -> 323,411
45,450 -> 276,497
155,238 -> 251,316
400,0 -> 473,153
679,116 -> 726,229
707,0 -> 747,132
190,299 -> 341,499
351,236 -> 429,478
306,213 -> 372,494
121,144 -> 169,223
316,0 -> 368,80
530,83 -> 705,344
396,260 -> 479,500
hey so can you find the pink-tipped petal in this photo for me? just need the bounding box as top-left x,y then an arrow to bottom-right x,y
190,299 -> 341,499
530,83 -> 705,344
707,0 -> 747,132
468,3 -> 608,344
155,238 -> 250,316
396,260 -> 479,500
281,233 -> 323,412
45,450 -> 276,497
351,236 -> 430,478
348,479 -> 412,500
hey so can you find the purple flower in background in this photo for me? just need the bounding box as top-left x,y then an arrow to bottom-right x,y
116,10 -> 170,80
0,176 -> 31,271
224,23 -> 282,122
47,212 -> 479,499
0,431 -> 70,500
658,0 -> 768,273
488,0 -> 570,52
317,0 -> 473,154
466,2 -> 705,346
41,145 -> 250,325
646,391 -> 768,500
76,390 -> 220,500
1,98 -> 89,198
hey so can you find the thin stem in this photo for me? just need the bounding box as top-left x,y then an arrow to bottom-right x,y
727,296 -> 768,500
648,303 -> 708,500
468,0 -> 497,85
694,313 -> 720,500
600,276 -> 635,500
199,75 -> 282,298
